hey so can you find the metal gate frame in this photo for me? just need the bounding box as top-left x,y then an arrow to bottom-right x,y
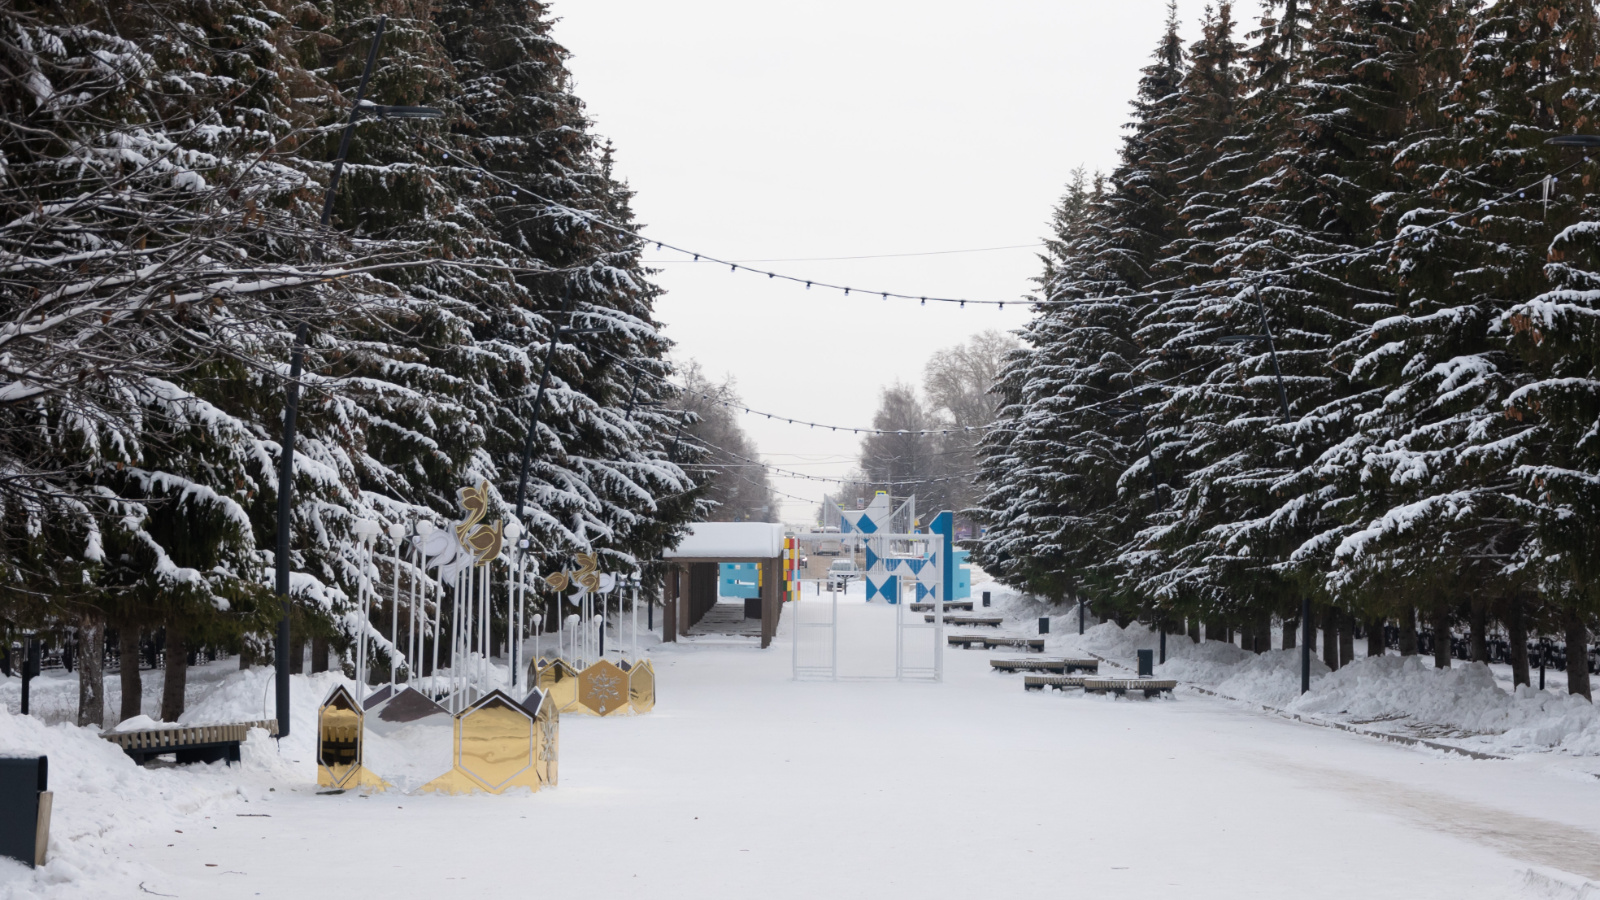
789,532 -> 943,682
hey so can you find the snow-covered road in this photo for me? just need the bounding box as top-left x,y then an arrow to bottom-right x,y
108,601 -> 1600,900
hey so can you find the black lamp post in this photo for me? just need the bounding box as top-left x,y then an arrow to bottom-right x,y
1220,277 -> 1309,693
274,15 -> 442,739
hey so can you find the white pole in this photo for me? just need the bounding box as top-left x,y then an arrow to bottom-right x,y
831,578 -> 839,682
389,536 -> 402,692
408,541 -> 419,690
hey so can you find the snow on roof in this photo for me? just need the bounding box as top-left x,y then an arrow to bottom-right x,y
663,522 -> 785,559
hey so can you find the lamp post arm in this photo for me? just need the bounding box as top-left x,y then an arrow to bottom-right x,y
318,17 -> 388,231
1254,280 -> 1292,423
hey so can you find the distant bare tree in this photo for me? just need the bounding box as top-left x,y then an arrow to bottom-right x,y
675,362 -> 776,522
923,330 -> 1018,515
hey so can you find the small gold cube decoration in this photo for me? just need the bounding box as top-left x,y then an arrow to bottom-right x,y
419,689 -> 543,795
317,685 -> 388,791
628,659 -> 656,714
536,658 -> 581,713
577,659 -> 629,716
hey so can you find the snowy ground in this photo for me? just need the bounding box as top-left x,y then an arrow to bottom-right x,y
4,579 -> 1600,899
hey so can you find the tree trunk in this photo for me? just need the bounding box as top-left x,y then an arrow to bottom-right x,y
1399,607 -> 1418,656
1204,619 -> 1225,643
289,632 -> 306,675
311,634 -> 330,673
1563,605 -> 1592,701
1430,602 -> 1452,669
239,643 -> 253,669
1257,615 -> 1272,653
1366,617 -> 1385,661
1187,617 -> 1200,643
1238,623 -> 1255,653
1339,610 -> 1355,667
1321,607 -> 1340,672
1283,614 -> 1297,650
77,615 -> 105,728
1507,595 -> 1531,688
118,626 -> 143,723
1469,598 -> 1488,663
160,617 -> 187,722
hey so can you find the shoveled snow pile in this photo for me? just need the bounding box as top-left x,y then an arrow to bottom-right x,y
988,580 -> 1600,757
0,667 -> 345,899
1289,654 -> 1600,755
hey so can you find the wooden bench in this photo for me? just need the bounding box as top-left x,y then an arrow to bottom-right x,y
990,658 -> 1099,674
927,615 -> 1003,627
908,601 -> 974,612
102,719 -> 278,767
1024,674 -> 1090,691
948,634 -> 1045,651
1082,678 -> 1176,698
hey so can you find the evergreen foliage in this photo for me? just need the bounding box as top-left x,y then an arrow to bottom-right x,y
0,0 -> 705,719
974,0 -> 1600,693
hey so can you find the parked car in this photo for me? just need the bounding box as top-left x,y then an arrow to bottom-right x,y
826,558 -> 860,590
812,527 -> 843,555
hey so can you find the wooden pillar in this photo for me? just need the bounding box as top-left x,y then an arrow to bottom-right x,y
759,558 -> 779,649
663,564 -> 679,643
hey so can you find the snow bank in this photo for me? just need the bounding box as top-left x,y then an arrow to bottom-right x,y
0,666 -> 349,898
979,576 -> 1600,757
1285,655 -> 1600,755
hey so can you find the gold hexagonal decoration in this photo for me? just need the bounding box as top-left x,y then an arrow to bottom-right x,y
317,685 -> 388,791
536,658 -> 581,713
577,659 -> 629,716
628,659 -> 656,715
418,689 -> 542,795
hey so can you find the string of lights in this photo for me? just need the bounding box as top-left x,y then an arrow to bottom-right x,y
589,343 -> 983,436
423,135 -> 1588,315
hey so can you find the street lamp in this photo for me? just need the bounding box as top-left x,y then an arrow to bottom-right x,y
1545,135 -> 1600,149
1220,278 -> 1309,693
275,14 -> 443,740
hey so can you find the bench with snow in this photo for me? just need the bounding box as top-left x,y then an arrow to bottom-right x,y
927,615 -> 1003,627
991,658 -> 1098,674
102,719 -> 278,767
1082,677 -> 1176,698
947,634 -> 1045,651
1024,674 -> 1091,691
908,601 -> 974,612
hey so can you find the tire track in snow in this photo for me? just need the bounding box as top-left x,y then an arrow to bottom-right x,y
1273,760 -> 1600,881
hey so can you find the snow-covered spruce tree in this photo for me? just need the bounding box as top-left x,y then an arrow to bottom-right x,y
1491,7 -> 1600,699
973,7 -> 1185,607
1185,0 -> 1471,658
0,0 -> 359,720
1330,0 -> 1597,680
1121,3 -> 1253,639
433,0 -> 701,579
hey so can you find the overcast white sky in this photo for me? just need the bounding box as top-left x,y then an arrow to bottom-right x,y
554,0 -> 1251,523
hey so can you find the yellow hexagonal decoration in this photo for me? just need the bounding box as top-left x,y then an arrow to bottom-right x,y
577,659 -> 629,716
628,659 -> 656,714
536,658 -> 581,713
418,689 -> 542,795
317,685 -> 388,791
